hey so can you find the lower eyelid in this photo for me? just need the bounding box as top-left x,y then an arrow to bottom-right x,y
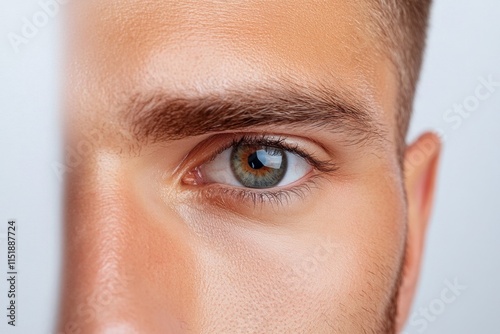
200,173 -> 326,209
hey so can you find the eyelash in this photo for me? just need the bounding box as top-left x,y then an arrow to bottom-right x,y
188,134 -> 338,207
198,174 -> 325,208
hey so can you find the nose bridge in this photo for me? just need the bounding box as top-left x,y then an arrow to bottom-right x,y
58,153 -> 195,333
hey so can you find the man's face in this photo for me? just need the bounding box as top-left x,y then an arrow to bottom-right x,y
60,1 -> 437,333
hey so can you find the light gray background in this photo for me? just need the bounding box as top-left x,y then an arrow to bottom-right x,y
0,0 -> 498,333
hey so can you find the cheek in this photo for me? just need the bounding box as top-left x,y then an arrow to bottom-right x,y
171,172 -> 405,332
195,231 -> 344,332
309,172 -> 407,329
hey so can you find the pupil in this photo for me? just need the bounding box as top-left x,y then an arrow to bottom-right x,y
230,145 -> 287,189
248,152 -> 264,169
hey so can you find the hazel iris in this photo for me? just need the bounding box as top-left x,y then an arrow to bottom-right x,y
230,144 -> 287,188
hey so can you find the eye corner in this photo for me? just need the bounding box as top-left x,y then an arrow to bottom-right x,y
181,167 -> 202,186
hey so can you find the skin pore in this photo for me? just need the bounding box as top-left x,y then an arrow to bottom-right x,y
59,1 -> 440,333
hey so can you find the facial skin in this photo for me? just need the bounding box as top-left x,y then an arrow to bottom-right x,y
59,1 -> 441,333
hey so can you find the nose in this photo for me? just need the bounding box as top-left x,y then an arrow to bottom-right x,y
57,153 -> 197,333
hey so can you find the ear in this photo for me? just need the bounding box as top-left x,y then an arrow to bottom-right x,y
396,132 -> 442,332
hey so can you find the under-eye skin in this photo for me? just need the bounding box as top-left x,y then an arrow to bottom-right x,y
181,134 -> 339,206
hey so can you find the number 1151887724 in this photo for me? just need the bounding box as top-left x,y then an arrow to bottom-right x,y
7,220 -> 17,271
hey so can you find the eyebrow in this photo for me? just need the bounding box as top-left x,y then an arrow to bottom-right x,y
123,82 -> 386,147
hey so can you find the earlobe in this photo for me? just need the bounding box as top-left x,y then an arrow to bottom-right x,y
396,132 -> 442,332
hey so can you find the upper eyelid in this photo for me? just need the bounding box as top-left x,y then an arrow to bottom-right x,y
193,133 -> 339,173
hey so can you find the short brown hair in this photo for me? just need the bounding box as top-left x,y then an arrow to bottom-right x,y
370,0 -> 433,155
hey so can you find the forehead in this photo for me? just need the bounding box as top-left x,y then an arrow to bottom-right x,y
65,0 -> 397,139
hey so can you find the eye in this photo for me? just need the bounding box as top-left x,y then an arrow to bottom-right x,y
195,142 -> 313,189
181,135 -> 339,207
